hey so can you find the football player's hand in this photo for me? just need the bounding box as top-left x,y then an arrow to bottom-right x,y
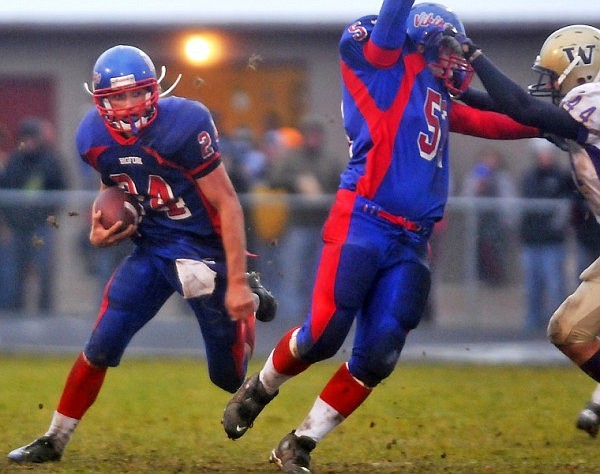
453,33 -> 481,61
89,209 -> 137,247
226,278 -> 256,321
541,132 -> 569,152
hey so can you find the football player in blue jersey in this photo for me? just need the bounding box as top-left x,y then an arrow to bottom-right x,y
455,24 -> 600,438
7,44 -> 276,464
221,2 -> 544,472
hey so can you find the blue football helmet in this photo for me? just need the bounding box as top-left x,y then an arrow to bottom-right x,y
407,2 -> 473,95
87,45 -> 160,134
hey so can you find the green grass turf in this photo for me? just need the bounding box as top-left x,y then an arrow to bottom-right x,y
0,354 -> 599,473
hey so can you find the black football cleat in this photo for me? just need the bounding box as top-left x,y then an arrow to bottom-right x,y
222,373 -> 278,439
576,402 -> 600,437
247,272 -> 277,322
8,436 -> 62,463
269,430 -> 316,473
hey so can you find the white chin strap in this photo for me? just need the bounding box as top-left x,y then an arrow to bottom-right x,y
158,66 -> 182,97
558,55 -> 582,87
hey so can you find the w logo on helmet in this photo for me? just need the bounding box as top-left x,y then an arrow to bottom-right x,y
563,44 -> 596,65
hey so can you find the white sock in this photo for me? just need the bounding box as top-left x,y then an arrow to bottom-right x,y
259,350 -> 294,395
45,411 -> 79,453
294,397 -> 343,443
251,293 -> 259,314
592,384 -> 600,405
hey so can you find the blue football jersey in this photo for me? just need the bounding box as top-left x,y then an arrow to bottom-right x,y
77,96 -> 226,261
339,11 -> 453,223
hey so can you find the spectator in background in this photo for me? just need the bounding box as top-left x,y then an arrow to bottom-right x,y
266,116 -> 344,321
461,146 -> 517,285
247,126 -> 303,301
0,123 -> 15,310
519,138 -> 572,334
0,117 -> 68,313
0,122 -> 11,171
231,126 -> 268,188
571,191 -> 600,280
218,126 -> 262,194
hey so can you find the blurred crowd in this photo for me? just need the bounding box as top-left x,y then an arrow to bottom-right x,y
461,139 -> 600,334
218,115 -> 346,323
0,117 -> 67,313
1,115 -> 599,336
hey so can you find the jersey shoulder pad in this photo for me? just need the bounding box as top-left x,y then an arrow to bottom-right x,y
76,108 -> 110,156
341,15 -> 376,47
155,97 -> 216,143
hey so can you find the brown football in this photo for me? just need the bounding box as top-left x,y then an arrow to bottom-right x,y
92,186 -> 140,230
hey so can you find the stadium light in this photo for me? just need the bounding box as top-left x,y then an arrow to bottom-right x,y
183,34 -> 224,66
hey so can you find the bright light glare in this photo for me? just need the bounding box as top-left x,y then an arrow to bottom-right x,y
184,35 -> 221,65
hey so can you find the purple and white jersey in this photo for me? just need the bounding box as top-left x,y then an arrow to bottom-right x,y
561,82 -> 600,221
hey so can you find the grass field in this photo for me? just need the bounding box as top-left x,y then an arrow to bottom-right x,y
0,354 -> 599,473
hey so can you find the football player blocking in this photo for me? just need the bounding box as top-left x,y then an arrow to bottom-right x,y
222,1 -> 543,473
7,45 -> 276,463
454,25 -> 600,438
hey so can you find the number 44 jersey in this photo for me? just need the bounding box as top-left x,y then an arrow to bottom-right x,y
561,82 -> 600,223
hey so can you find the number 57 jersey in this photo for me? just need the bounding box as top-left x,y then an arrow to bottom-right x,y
338,14 -> 454,225
76,96 -> 226,260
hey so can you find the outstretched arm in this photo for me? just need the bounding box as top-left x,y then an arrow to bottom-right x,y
450,102 -> 540,139
467,52 -> 580,140
459,87 -> 498,111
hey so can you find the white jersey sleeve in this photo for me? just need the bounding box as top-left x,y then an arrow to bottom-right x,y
561,82 -> 600,138
561,83 -> 600,222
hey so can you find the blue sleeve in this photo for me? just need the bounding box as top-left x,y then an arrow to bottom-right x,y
339,15 -> 375,65
370,0 -> 414,50
75,108 -> 101,158
173,100 -> 222,177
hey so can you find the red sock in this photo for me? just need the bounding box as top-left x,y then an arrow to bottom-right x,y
320,363 -> 372,418
57,352 -> 107,420
232,316 -> 255,379
272,327 -> 311,376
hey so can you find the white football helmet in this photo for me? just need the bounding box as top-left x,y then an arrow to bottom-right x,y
529,25 -> 600,104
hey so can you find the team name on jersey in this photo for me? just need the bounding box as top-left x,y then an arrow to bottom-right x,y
119,156 -> 143,165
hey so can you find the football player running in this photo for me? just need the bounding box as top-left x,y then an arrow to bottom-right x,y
221,1 -> 543,472
455,25 -> 600,437
7,45 -> 276,464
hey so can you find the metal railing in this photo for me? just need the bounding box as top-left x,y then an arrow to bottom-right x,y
0,190 -> 580,333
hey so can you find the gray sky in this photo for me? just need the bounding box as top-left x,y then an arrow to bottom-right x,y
2,1 -> 599,26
